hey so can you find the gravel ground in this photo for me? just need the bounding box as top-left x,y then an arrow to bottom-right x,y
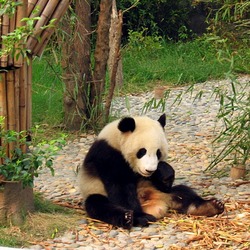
32,76 -> 250,250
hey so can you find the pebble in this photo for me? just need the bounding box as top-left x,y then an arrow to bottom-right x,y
31,77 -> 250,249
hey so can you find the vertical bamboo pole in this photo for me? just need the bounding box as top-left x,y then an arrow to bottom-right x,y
8,12 -> 17,67
0,73 -> 8,129
0,73 -> 7,165
0,72 -> 8,161
19,63 -> 28,153
0,73 -> 7,119
0,15 -> 2,46
14,69 -> 20,133
26,58 -> 32,130
7,71 -> 16,156
7,71 -> 16,131
1,15 -> 10,67
19,64 -> 27,133
14,0 -> 28,67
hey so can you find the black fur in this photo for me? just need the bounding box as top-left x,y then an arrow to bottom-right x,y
149,161 -> 175,193
170,185 -> 206,213
118,117 -> 136,132
84,139 -> 156,229
158,114 -> 166,128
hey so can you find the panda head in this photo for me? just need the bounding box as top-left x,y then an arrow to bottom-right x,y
116,114 -> 168,177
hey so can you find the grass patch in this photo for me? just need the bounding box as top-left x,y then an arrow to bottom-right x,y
32,39 -> 250,125
32,55 -> 64,126
0,193 -> 83,248
122,39 -> 231,91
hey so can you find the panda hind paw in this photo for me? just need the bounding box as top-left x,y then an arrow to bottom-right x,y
187,198 -> 224,217
210,198 -> 225,214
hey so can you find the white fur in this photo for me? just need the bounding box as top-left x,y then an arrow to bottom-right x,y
77,167 -> 107,202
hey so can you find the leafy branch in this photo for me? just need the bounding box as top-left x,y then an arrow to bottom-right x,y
0,117 -> 66,187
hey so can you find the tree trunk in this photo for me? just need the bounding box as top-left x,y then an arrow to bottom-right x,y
108,0 -> 123,89
90,0 -> 112,121
105,9 -> 123,120
61,0 -> 92,130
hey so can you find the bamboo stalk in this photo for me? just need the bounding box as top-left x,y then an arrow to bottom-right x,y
0,15 -> 2,44
19,63 -> 28,153
19,63 -> 27,134
35,0 -> 71,56
28,0 -> 48,18
1,14 -> 10,36
14,69 -> 20,133
0,15 -> 2,69
27,0 -> 48,52
26,58 -> 32,130
7,71 -> 16,131
7,12 -> 16,67
0,72 -> 8,164
27,0 -> 39,17
27,0 -> 60,52
14,0 -> 28,67
7,71 -> 16,156
0,15 -> 10,67
0,73 -> 7,120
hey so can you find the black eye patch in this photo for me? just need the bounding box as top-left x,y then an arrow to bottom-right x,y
156,149 -> 162,159
136,148 -> 147,159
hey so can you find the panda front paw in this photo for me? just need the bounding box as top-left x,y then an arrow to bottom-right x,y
123,211 -> 133,229
133,212 -> 156,227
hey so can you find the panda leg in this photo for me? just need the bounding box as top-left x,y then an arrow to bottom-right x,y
85,194 -> 133,229
170,185 -> 224,216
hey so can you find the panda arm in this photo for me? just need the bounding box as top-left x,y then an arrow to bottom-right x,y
149,161 -> 175,193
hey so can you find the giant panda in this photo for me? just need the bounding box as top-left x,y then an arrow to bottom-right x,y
78,114 -> 224,229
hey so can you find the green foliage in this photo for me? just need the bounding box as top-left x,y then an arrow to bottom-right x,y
209,0 -> 250,40
126,29 -> 163,51
0,0 -> 21,16
0,117 -> 66,187
207,75 -> 250,170
0,16 -> 38,60
118,0 -> 194,40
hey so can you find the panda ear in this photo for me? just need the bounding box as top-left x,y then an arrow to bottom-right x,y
118,117 -> 136,132
158,114 -> 166,128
